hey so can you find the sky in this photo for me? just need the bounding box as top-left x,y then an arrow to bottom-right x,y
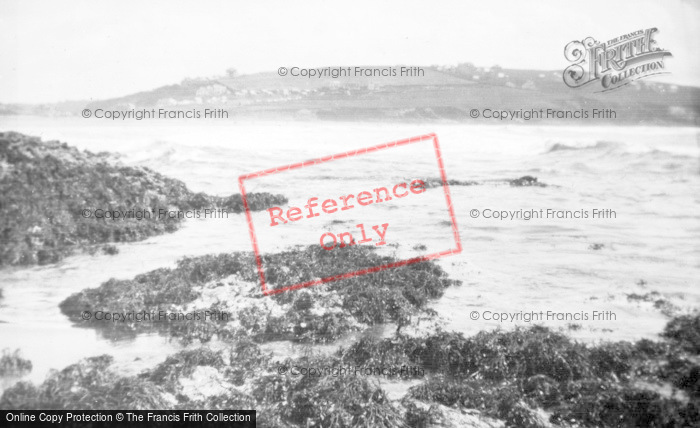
1,0 -> 699,103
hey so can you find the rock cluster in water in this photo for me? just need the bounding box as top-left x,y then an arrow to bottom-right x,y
13,245 -> 688,426
0,132 -> 286,267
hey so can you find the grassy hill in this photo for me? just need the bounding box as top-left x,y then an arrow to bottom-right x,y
4,66 -> 699,125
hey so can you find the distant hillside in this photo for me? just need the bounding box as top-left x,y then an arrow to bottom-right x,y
4,66 -> 699,125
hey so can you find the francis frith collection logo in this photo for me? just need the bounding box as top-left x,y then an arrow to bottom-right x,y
563,28 -> 672,92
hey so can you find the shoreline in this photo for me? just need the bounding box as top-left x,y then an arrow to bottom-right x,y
1,128 -> 698,426
1,242 -> 697,426
3,113 -> 700,128
1,231 -> 697,426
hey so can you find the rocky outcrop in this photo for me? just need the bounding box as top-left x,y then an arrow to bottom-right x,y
0,132 -> 286,267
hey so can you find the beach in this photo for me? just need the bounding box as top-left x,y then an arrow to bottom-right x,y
0,118 -> 698,426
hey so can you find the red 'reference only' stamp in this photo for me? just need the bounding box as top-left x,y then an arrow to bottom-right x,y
238,133 -> 461,295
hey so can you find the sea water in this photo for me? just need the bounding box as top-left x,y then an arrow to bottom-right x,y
0,116 -> 698,390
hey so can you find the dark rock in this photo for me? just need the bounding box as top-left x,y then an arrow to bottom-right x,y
0,348 -> 32,376
661,314 -> 700,354
509,176 -> 546,187
0,132 -> 286,267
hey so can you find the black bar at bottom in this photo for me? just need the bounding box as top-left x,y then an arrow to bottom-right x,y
1,410 -> 256,428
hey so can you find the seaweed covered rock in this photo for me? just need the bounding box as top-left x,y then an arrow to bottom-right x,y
662,314 -> 700,354
0,131 -> 286,267
419,178 -> 479,189
0,348 -> 32,376
403,398 -> 506,428
0,355 -> 170,409
144,346 -> 258,409
657,355 -> 700,400
252,353 -> 404,428
342,327 -> 591,381
418,176 -> 552,189
508,176 -> 546,187
341,318 -> 700,427
264,245 -> 456,307
0,343 -> 405,427
3,315 -> 699,427
59,245 -> 459,344
58,252 -> 259,340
